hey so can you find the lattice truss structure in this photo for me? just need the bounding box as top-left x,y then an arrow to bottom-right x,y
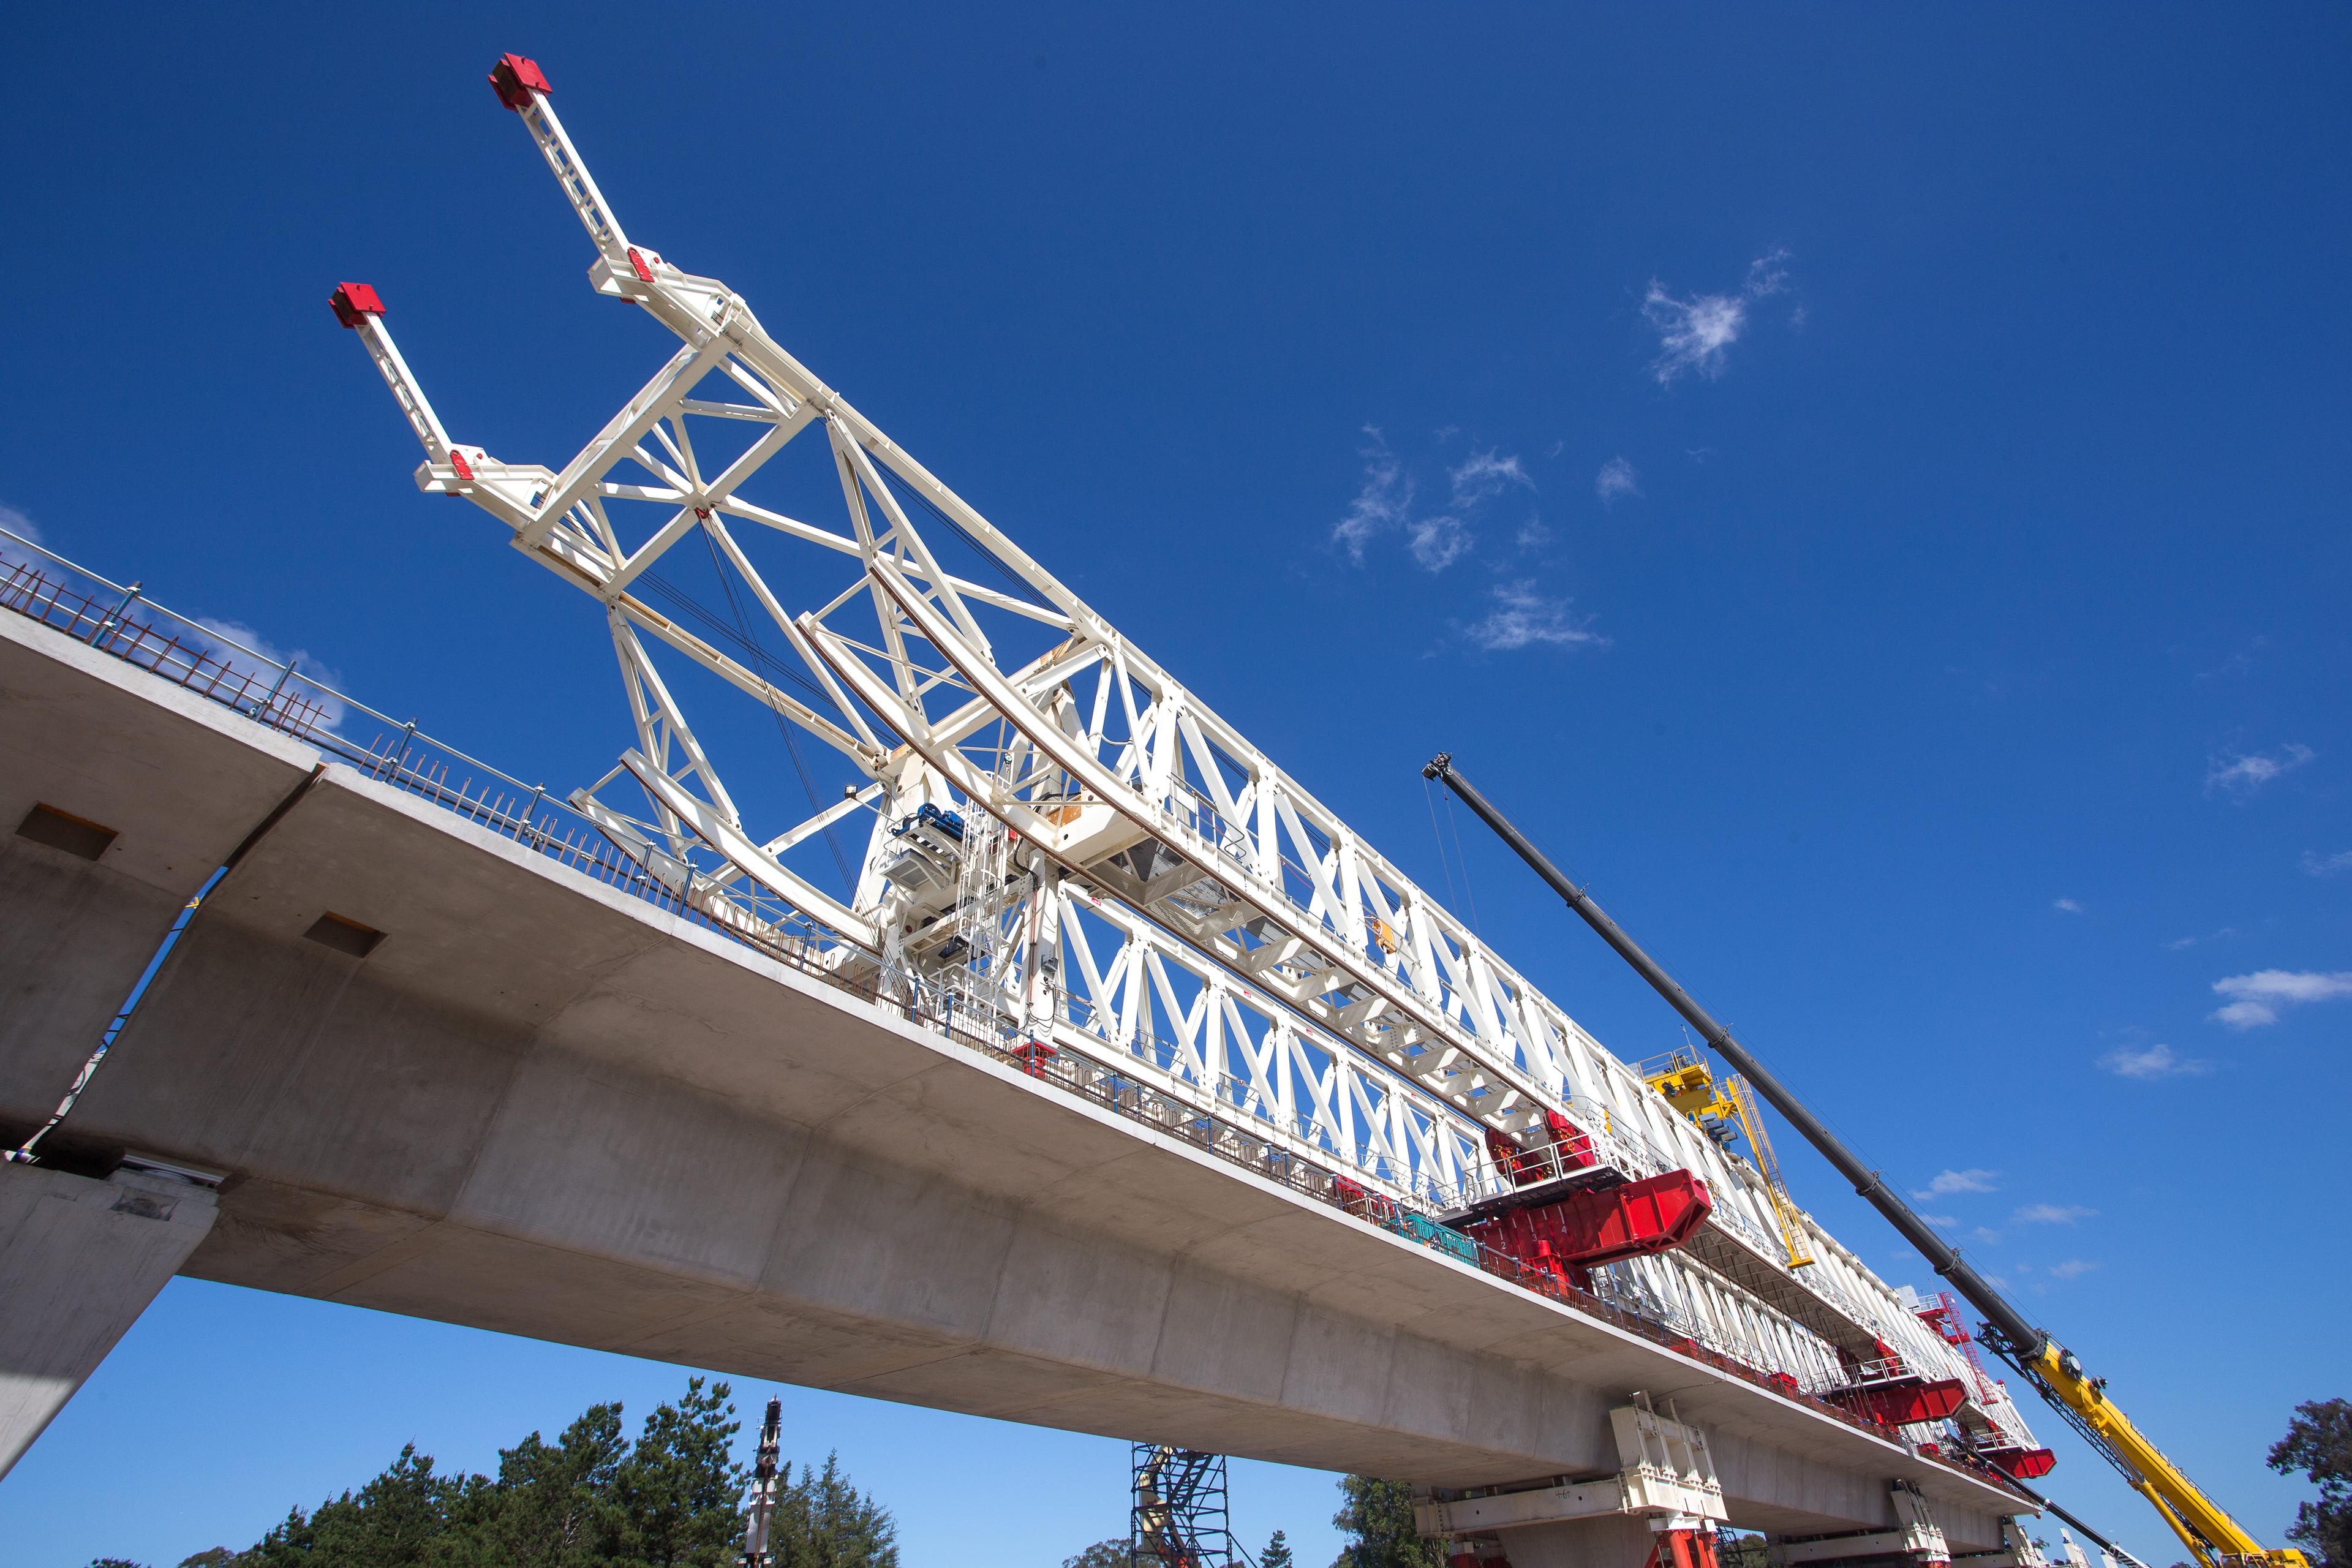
337,55 -> 2037,1460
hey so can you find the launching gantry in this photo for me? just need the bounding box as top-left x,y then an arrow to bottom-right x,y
334,50 -> 2049,1483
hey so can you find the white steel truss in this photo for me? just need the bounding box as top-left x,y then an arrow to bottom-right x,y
335,55 -> 2036,1462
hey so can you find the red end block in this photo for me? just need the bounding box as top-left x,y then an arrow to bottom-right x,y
489,53 -> 552,111
1987,1447 -> 2057,1480
330,282 -> 385,329
1468,1169 -> 1713,1268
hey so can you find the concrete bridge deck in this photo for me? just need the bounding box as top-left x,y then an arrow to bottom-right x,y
0,607 -> 2029,1555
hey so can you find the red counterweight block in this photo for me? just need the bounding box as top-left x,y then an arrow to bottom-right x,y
489,53 -> 552,110
1468,1169 -> 1713,1269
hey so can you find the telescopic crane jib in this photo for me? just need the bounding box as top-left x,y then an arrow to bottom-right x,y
1421,753 -> 2305,1568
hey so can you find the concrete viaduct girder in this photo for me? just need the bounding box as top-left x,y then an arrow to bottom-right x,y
0,609 -> 2024,1552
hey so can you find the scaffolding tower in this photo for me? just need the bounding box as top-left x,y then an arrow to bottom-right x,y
1133,1444 -> 1233,1568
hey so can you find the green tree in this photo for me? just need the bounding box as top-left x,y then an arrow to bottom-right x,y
1717,1533 -> 1771,1568
460,1401 -> 628,1567
243,1443 -> 479,1567
767,1450 -> 899,1567
1262,1528 -> 1296,1568
86,1559 -> 146,1568
1061,1540 -> 1139,1568
180,1553 -> 238,1568
608,1378 -> 747,1567
1330,1476 -> 1442,1568
2268,1397 -> 2352,1567
213,1379 -> 894,1568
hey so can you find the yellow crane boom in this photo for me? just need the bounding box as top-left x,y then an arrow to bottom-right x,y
2005,1336 -> 2294,1568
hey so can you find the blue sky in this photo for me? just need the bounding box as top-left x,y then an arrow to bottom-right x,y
3,6 -> 2348,1565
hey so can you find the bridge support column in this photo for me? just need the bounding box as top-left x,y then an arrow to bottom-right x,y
0,1160 -> 217,1480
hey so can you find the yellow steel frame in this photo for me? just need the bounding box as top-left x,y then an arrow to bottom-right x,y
1640,1050 -> 1814,1270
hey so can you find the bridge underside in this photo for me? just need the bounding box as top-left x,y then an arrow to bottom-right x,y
0,612 -> 2024,1548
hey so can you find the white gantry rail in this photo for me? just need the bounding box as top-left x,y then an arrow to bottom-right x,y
334,54 -> 2035,1461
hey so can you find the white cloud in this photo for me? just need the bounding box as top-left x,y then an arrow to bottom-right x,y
2302,850 -> 2352,878
0,503 -> 39,545
1744,249 -> 1792,298
2196,641 -> 2263,683
2013,1203 -> 2096,1226
2209,969 -> 2352,1030
1971,1227 -> 2003,1245
1643,249 -> 1793,385
1463,581 -> 1607,652
1644,287 -> 1747,384
2164,927 -> 2235,951
1913,1168 -> 1999,1198
2205,743 -> 2314,799
2099,1042 -> 2212,1079
1338,436 -> 1530,573
1515,518 -> 1552,549
1921,1213 -> 1958,1227
2052,897 -> 2085,915
1406,515 -> 1473,573
1333,428 -> 1411,564
2047,1259 -> 2100,1281
1595,457 -> 1641,505
191,619 -> 347,731
1449,448 -> 1534,511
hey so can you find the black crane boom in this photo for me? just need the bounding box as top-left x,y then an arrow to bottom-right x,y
1419,753 -> 2047,1360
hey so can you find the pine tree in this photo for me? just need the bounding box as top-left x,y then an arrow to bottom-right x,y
243,1442 -> 477,1566
767,1450 -> 900,1567
2269,1397 -> 2352,1567
1330,1476 -> 1443,1568
608,1378 -> 747,1567
463,1401 -> 628,1567
1261,1528 -> 1295,1568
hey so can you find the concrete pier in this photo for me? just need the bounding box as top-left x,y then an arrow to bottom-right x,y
0,1163 -> 218,1478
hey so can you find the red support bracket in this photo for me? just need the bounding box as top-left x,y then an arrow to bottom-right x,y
1836,1378 -> 1968,1428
